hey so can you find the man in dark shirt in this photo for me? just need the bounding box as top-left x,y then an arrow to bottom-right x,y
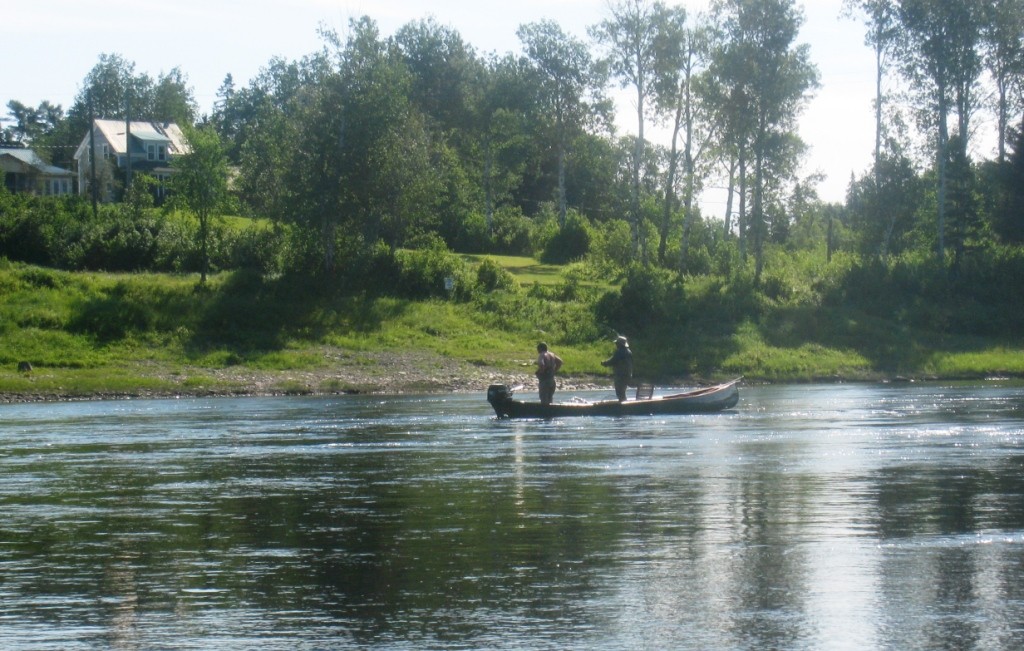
601,335 -> 633,401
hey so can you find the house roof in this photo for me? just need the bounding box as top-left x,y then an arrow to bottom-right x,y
0,147 -> 73,176
88,119 -> 190,157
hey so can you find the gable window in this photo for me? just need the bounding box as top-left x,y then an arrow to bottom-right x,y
158,145 -> 166,161
147,144 -> 156,161
102,144 -> 110,159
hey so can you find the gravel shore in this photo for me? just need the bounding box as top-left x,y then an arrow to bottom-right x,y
1,350 -> 608,403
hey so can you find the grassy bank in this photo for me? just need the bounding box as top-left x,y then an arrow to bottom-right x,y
1,258 -> 1022,401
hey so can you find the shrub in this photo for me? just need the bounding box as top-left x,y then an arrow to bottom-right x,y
395,243 -> 469,300
541,212 -> 591,264
595,264 -> 686,335
475,257 -> 518,293
490,206 -> 533,255
590,219 -> 634,271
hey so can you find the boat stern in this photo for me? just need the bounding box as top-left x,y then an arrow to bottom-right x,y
486,384 -> 512,417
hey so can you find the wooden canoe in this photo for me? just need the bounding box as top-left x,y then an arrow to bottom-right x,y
486,378 -> 740,419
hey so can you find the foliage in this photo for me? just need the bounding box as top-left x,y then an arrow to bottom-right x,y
170,124 -> 231,283
541,211 -> 592,263
489,206 -> 534,255
0,193 -> 281,274
595,263 -> 685,336
474,257 -> 519,293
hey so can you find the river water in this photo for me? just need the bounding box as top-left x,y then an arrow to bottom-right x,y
1,381 -> 1022,650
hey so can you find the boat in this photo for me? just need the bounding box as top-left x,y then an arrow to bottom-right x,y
486,378 -> 740,419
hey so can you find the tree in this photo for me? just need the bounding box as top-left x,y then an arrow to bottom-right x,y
843,0 -> 900,197
981,0 -> 1024,163
590,0 -> 675,261
3,100 -> 64,146
469,53 -> 540,234
846,150 -> 924,258
710,0 -> 819,282
171,124 -> 230,284
152,67 -> 198,126
993,118 -> 1024,242
896,0 -> 985,262
231,57 -> 313,220
69,54 -> 154,124
651,9 -> 716,269
211,74 -> 239,159
394,18 -> 478,138
518,20 -> 602,228
372,110 -> 442,249
394,18 -> 484,245
278,17 -> 443,273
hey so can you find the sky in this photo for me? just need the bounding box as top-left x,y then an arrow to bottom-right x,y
4,0 -> 893,207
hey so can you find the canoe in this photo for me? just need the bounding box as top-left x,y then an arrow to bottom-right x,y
486,378 -> 740,419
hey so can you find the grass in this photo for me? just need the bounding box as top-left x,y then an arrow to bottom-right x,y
720,322 -> 873,381
461,254 -> 564,285
927,348 -> 1024,378
1,256 -> 1022,399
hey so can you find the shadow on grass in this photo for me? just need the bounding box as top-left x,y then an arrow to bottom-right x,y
758,302 -> 998,374
188,272 -> 417,356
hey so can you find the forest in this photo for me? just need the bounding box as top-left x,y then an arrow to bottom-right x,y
1,0 -> 1023,388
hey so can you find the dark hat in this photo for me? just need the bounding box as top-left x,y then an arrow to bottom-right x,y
614,335 -> 628,345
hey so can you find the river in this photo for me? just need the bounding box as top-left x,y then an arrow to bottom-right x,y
1,381 -> 1022,650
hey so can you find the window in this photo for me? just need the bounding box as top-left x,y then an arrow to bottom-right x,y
158,145 -> 166,161
102,144 -> 110,159
147,144 -> 156,161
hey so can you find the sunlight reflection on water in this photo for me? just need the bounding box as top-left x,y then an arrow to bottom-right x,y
0,380 -> 1022,649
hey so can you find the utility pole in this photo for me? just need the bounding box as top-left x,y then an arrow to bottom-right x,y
125,95 -> 132,194
88,91 -> 98,217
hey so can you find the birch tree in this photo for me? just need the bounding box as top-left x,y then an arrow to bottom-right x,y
590,0 -> 673,261
517,20 -> 600,228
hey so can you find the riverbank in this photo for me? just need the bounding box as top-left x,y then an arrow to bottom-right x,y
4,262 -> 1024,404
0,350 -> 618,404
6,349 -> 1015,404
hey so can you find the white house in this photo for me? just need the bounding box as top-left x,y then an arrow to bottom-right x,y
0,147 -> 74,196
73,119 -> 189,202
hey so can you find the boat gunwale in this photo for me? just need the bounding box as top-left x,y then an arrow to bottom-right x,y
487,378 -> 741,418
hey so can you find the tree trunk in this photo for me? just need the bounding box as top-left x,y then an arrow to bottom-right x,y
661,97 -> 683,266
723,155 -> 736,238
936,80 -> 948,262
738,145 -> 747,263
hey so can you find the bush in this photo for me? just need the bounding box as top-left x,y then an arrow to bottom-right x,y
0,194 -> 286,276
595,264 -> 686,335
224,222 -> 286,275
451,211 -> 491,253
475,257 -> 518,293
490,206 -> 533,255
395,243 -> 470,300
541,212 -> 591,264
589,219 -> 634,271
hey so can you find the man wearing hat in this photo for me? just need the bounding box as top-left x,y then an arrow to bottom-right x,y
602,335 -> 633,401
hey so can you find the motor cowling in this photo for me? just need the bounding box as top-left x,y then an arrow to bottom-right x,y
487,384 -> 511,406
487,384 -> 515,417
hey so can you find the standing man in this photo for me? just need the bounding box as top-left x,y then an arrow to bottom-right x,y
601,335 -> 633,401
535,342 -> 563,405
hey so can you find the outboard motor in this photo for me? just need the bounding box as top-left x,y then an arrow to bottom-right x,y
487,384 -> 512,417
